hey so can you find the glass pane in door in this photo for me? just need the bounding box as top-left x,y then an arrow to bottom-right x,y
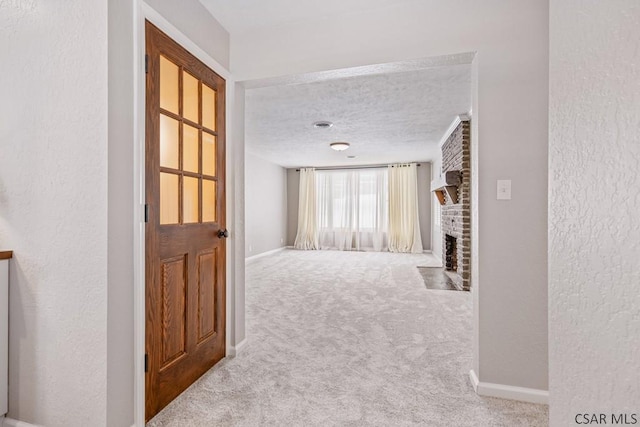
183,71 -> 199,124
202,84 -> 216,131
159,56 -> 179,114
183,124 -> 199,173
159,114 -> 179,169
160,172 -> 179,224
202,132 -> 216,176
183,176 -> 199,223
202,179 -> 216,222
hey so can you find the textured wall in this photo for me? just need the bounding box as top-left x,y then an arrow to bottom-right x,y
0,0 -> 108,425
245,154 -> 287,257
549,1 -> 640,424
230,0 -> 549,392
0,0 -> 232,425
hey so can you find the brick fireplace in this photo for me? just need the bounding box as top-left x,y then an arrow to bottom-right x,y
440,119 -> 471,290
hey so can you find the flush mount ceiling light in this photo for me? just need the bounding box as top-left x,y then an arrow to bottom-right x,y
330,142 -> 350,151
313,121 -> 333,129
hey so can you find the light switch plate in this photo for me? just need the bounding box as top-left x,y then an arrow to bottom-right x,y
497,180 -> 511,200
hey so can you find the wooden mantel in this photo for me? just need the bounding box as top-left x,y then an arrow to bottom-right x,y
431,170 -> 462,205
0,251 -> 13,260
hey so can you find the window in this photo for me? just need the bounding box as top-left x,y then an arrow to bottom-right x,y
316,168 -> 388,251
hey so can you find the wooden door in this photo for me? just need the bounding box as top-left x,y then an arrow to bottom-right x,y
145,21 -> 226,421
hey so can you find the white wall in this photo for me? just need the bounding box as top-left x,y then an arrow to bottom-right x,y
549,1 -> 640,424
286,169 -> 300,246
107,0 -> 134,425
245,154 -> 287,257
416,163 -> 432,251
231,1 -> 549,393
0,1 -> 108,425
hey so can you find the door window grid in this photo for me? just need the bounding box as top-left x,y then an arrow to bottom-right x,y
159,55 -> 218,225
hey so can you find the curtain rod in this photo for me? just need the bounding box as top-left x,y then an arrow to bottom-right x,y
295,163 -> 421,172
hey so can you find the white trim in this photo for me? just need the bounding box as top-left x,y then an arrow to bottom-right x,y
245,247 -> 286,263
134,3 -> 237,426
437,114 -> 471,148
132,3 -> 145,426
469,369 -> 480,391
469,370 -> 548,405
438,116 -> 461,148
421,249 -> 433,254
224,81 -> 235,360
227,338 -> 247,356
1,417 -> 41,427
243,52 -> 475,89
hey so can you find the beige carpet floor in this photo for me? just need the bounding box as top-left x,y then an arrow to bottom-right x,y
148,249 -> 548,426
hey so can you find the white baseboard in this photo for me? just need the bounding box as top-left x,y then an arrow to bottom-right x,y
245,247 -> 286,264
1,417 -> 41,427
227,338 -> 247,357
469,370 -> 548,405
422,250 -> 433,254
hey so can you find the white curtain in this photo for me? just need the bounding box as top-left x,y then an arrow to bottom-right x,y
294,168 -> 319,250
388,163 -> 423,253
317,168 -> 388,251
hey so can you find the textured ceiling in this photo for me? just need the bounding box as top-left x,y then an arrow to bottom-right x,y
245,63 -> 471,168
200,0 -> 418,35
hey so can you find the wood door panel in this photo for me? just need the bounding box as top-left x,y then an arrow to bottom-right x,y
159,255 -> 187,368
157,224 -> 217,257
197,250 -> 216,343
146,21 -> 226,421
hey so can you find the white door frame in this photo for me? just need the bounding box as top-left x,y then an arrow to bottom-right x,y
133,3 -> 243,425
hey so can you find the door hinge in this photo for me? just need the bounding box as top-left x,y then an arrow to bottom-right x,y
144,204 -> 149,223
145,54 -> 149,74
144,353 -> 149,373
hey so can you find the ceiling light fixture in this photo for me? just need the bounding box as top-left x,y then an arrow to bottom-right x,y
330,142 -> 350,151
313,121 -> 333,129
